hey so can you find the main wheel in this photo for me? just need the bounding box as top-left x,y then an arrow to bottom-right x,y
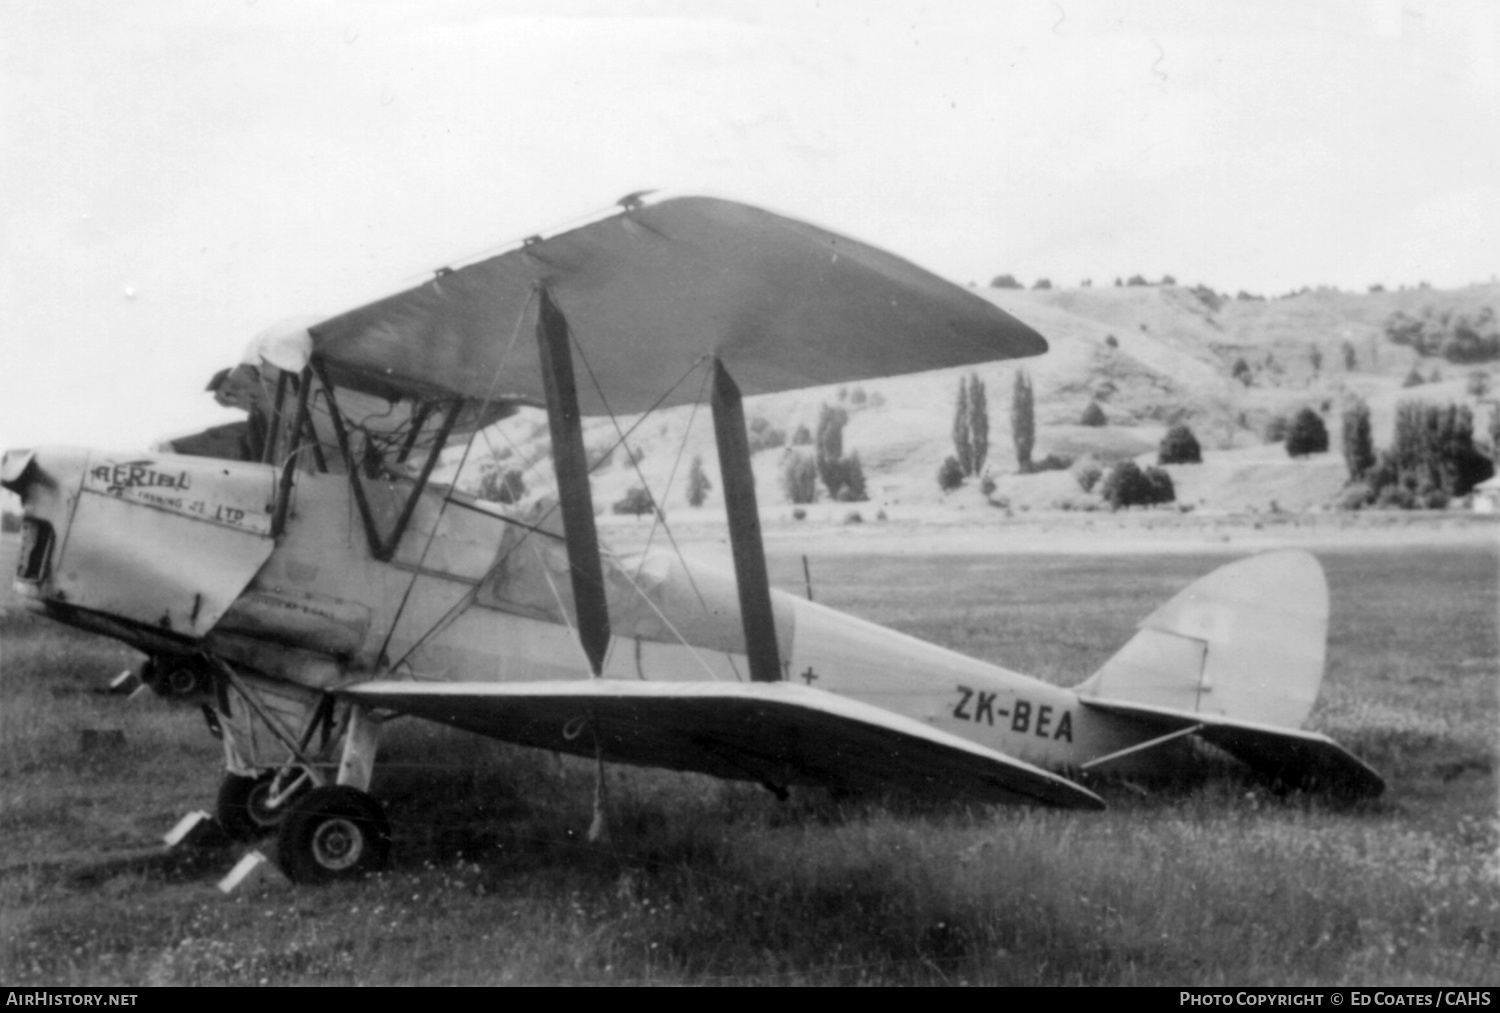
216,771 -> 308,842
276,785 -> 391,884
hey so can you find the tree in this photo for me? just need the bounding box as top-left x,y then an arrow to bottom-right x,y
1158,424 -> 1202,465
1080,401 -> 1108,427
967,373 -> 989,475
816,404 -> 849,498
1032,278 -> 1052,290
1285,408 -> 1329,457
792,423 -> 812,446
1011,369 -> 1035,473
952,378 -> 972,475
990,274 -> 1022,289
1309,344 -> 1323,376
1385,401 -> 1493,497
782,452 -> 818,504
1341,399 -> 1375,481
1342,341 -> 1357,371
686,454 -> 711,507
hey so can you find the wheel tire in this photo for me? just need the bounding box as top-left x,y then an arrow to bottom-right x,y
277,785 -> 391,884
216,771 -> 306,842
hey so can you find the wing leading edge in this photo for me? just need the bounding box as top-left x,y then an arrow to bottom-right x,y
342,679 -> 1103,810
309,196 -> 1048,414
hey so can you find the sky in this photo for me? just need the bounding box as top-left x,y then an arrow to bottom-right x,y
3,0 -> 1497,451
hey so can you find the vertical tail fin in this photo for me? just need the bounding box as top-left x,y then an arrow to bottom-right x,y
1073,550 -> 1328,730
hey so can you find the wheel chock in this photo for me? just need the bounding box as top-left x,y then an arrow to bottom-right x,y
163,810 -> 223,850
108,668 -> 142,694
217,850 -> 290,894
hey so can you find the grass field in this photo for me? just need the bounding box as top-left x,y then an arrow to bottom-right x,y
1,537 -> 1496,985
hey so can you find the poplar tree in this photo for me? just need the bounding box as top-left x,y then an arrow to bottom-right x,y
968,373 -> 989,476
1011,370 -> 1035,473
952,378 -> 973,475
1341,399 -> 1375,481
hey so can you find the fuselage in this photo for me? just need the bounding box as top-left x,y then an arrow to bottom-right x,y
5,446 -> 1153,776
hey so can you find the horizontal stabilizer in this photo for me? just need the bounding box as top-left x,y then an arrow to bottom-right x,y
1079,697 -> 1384,798
343,679 -> 1103,810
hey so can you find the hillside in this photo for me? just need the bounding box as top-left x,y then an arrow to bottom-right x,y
440,282 -> 1500,519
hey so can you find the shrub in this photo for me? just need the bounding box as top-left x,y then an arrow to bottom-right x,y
1073,457 -> 1103,493
1100,461 -> 1174,509
1158,424 -> 1202,465
1375,485 -> 1416,510
791,423 -> 812,446
1402,366 -> 1425,388
1232,358 -> 1253,387
937,456 -> 965,492
748,416 -> 786,453
1080,401 -> 1108,427
990,274 -> 1022,289
1264,415 -> 1290,443
849,386 -> 867,406
792,507 -> 807,521
1145,466 -> 1175,505
612,486 -> 656,517
1,511 -> 20,534
478,468 -> 527,505
782,452 -> 818,505
686,455 -> 711,507
979,474 -> 996,497
1105,334 -> 1119,349
843,510 -> 863,524
833,452 -> 868,502
1284,408 -> 1329,457
1032,453 -> 1073,473
1336,482 -> 1374,511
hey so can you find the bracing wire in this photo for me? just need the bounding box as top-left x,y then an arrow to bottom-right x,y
375,288 -> 536,668
390,347 -> 711,673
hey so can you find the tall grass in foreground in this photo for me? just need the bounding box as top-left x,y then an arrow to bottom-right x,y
2,544 -> 1496,984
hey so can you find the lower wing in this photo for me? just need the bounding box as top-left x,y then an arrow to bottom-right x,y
342,679 -> 1104,810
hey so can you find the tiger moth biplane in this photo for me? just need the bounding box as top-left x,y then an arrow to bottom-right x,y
2,194 -> 1383,883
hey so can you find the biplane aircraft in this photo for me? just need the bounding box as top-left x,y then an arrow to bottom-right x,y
2,194 -> 1382,883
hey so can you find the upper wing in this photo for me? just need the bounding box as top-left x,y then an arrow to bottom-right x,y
342,679 -> 1103,810
1079,697 -> 1385,798
308,196 -> 1047,414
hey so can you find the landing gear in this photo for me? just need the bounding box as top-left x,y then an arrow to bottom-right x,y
276,785 -> 390,884
216,769 -> 310,842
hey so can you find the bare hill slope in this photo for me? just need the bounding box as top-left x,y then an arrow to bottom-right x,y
444,283 -> 1499,518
